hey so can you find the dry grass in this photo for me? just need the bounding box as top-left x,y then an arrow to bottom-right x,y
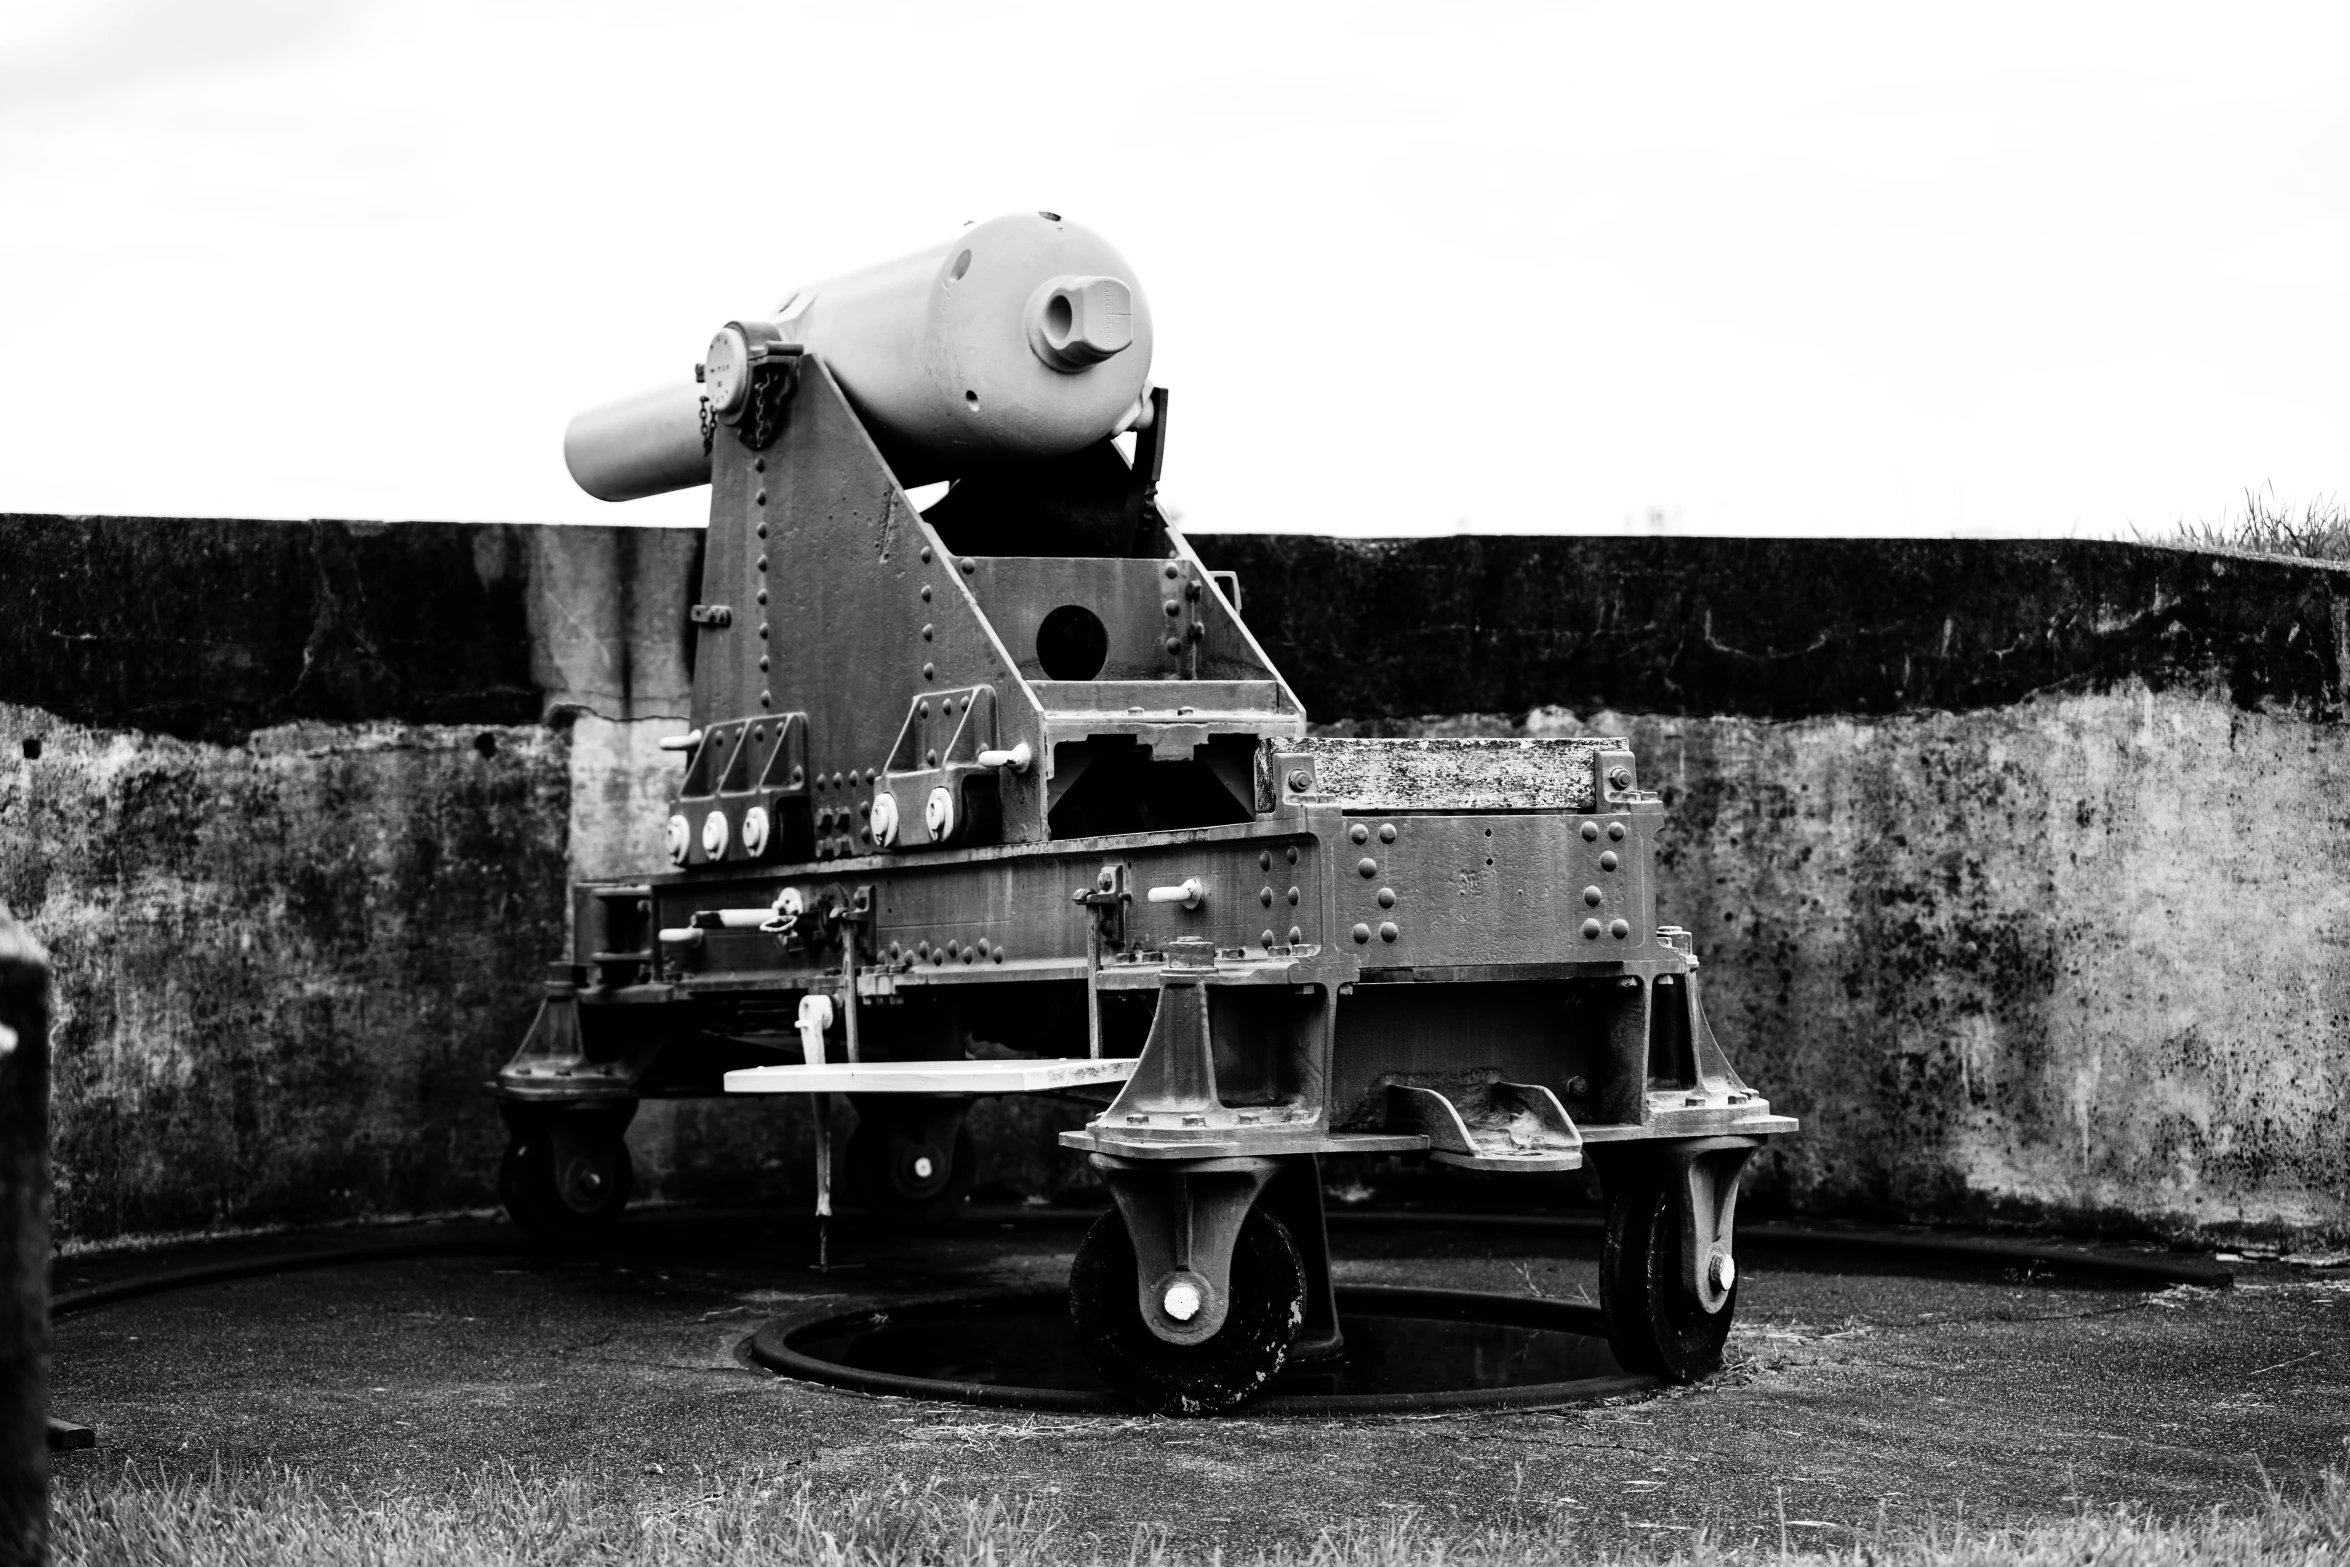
2167,486 -> 2350,564
46,1455 -> 2350,1566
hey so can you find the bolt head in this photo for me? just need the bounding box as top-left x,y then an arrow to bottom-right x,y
1709,1251 -> 1737,1293
911,1155 -> 935,1181
1287,769 -> 1311,793
1608,765 -> 1633,791
1162,1280 -> 1203,1322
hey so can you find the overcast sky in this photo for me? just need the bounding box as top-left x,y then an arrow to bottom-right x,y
1,1 -> 2341,537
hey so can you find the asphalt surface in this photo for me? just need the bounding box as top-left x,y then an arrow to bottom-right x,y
47,1210 -> 2350,1549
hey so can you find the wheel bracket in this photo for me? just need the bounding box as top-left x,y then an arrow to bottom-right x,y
1093,1154 -> 1280,1346
1666,1136 -> 1757,1314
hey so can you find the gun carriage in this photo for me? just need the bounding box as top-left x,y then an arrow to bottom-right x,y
498,211 -> 1794,1412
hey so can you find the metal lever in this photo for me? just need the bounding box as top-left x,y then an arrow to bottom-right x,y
794,993 -> 834,1066
976,740 -> 1034,773
1073,867 -> 1131,1059
657,729 -> 703,753
1146,878 -> 1204,910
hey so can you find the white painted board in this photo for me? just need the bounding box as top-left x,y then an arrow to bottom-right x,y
724,1058 -> 1140,1095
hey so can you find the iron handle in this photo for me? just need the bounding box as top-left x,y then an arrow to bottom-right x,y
976,740 -> 1034,773
1146,878 -> 1204,910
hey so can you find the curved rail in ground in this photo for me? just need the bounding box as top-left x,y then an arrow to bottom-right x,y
1321,1211 -> 2234,1290
50,1207 -> 2230,1323
748,1285 -> 1658,1415
44,1210 -> 2231,1429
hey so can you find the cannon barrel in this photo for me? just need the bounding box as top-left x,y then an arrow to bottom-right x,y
564,211 -> 1155,502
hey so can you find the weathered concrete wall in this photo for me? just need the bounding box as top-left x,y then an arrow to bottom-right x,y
1353,693 -> 2350,1236
0,516 -> 734,1242
1,712 -> 568,1238
6,515 -> 2345,1243
1191,534 -> 2350,1238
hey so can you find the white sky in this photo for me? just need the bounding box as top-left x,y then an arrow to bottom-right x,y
0,1 -> 2342,537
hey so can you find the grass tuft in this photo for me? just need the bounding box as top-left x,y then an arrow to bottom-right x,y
46,1451 -> 2350,1565
2167,485 -> 2350,564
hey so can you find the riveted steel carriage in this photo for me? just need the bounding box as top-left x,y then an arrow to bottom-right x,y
498,213 -> 1792,1410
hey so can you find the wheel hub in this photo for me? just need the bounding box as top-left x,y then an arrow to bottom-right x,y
890,1140 -> 950,1198
1708,1250 -> 1736,1293
558,1150 -> 619,1213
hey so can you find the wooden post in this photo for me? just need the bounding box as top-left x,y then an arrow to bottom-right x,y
0,904 -> 51,1567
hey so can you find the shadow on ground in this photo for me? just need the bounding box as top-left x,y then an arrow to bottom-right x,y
47,1209 -> 2350,1550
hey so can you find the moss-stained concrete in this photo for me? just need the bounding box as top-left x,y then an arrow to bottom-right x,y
0,709 -> 568,1240
1578,686 -> 2342,1235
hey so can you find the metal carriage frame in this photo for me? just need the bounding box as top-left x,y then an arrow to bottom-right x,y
496,346 -> 1793,1408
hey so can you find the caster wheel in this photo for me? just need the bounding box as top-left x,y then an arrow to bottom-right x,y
1600,1160 -> 1735,1382
499,1133 -> 632,1239
847,1111 -> 973,1229
1069,1206 -> 1306,1415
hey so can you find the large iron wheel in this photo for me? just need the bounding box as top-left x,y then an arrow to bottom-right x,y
1068,1206 -> 1306,1415
847,1106 -> 974,1229
1600,1159 -> 1736,1382
499,1131 -> 633,1239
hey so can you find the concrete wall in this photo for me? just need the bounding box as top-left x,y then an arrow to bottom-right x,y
1195,534 -> 2350,1237
5,516 -> 2343,1244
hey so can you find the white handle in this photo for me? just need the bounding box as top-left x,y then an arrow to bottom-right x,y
1146,877 -> 1204,910
795,993 -> 836,1066
657,927 -> 704,947
976,740 -> 1034,773
714,909 -> 773,929
657,729 -> 703,753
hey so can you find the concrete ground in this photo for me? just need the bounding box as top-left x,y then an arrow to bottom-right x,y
46,1209 -> 2350,1550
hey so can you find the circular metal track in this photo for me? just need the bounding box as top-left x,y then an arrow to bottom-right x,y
746,1284 -> 1659,1415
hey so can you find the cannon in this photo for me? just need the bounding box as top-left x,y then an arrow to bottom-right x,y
497,210 -> 1795,1411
